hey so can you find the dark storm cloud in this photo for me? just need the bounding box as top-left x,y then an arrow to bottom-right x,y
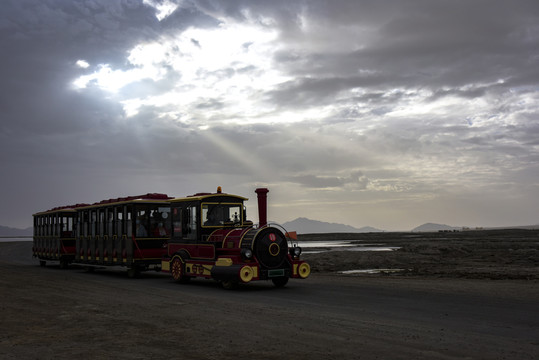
286,171 -> 369,190
0,0 -> 219,135
0,0 -> 219,188
2,1 -> 159,65
1,1 -> 154,135
250,0 -> 539,109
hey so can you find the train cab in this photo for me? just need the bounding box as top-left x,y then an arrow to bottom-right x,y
165,188 -> 251,263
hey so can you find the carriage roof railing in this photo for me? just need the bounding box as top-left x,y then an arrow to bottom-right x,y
37,193 -> 173,214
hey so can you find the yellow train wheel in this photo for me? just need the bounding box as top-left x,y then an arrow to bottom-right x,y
171,257 -> 190,284
298,263 -> 311,279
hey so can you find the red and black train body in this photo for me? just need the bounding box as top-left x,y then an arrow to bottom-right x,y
32,188 -> 310,287
33,207 -> 78,269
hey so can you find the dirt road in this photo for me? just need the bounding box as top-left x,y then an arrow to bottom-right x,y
1,240 -> 538,359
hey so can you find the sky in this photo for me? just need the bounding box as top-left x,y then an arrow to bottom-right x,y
1,0 -> 539,231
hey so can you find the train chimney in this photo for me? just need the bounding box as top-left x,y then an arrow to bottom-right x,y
255,188 -> 269,227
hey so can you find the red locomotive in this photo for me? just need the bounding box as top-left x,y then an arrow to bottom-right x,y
32,187 -> 310,288
162,187 -> 310,288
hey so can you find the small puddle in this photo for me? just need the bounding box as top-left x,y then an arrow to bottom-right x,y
339,269 -> 406,275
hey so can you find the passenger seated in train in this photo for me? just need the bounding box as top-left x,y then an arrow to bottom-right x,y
153,222 -> 169,237
136,218 -> 148,237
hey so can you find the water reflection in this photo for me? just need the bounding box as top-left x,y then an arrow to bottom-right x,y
339,269 -> 405,274
291,240 -> 400,254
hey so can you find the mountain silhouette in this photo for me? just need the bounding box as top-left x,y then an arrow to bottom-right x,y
411,223 -> 459,232
0,225 -> 33,237
281,217 -> 382,234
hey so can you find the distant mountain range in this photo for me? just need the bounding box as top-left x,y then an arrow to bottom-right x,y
282,219 -> 539,234
281,217 -> 383,234
411,223 -> 460,232
0,225 -> 33,237
1,221 -> 537,237
411,223 -> 539,232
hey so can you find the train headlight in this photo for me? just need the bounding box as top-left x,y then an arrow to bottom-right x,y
290,246 -> 302,257
241,248 -> 253,260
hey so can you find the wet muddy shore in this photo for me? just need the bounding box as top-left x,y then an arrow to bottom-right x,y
301,229 -> 539,279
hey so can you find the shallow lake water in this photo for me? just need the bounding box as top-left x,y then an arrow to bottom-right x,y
3,238 -> 400,254
290,240 -> 400,254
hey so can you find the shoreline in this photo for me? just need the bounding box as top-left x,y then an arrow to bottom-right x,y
4,228 -> 538,279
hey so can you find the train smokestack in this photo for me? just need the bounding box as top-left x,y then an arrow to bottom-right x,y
255,188 -> 269,227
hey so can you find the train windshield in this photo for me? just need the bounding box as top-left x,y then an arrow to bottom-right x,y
202,203 -> 242,227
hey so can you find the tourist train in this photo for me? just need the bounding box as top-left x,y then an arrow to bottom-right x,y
32,187 -> 310,288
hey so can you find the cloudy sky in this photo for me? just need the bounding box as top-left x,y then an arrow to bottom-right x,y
2,0 -> 538,231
